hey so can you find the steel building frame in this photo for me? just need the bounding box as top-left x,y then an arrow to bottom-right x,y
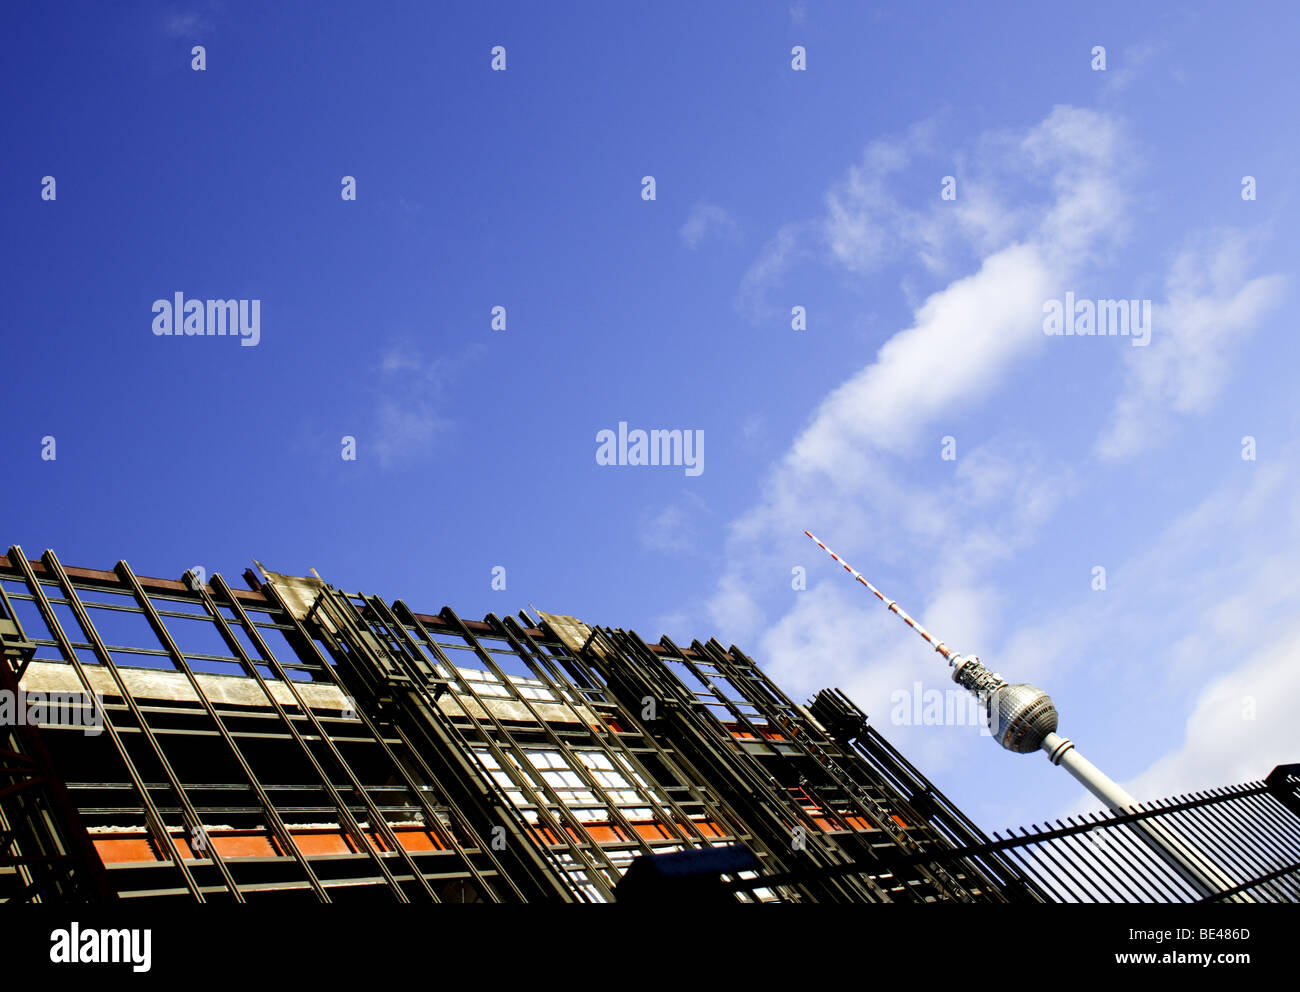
1,547 -> 1293,905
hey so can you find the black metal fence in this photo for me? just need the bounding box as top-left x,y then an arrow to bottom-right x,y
712,763 -> 1300,903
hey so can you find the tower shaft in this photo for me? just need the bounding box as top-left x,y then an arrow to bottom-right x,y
804,530 -> 1247,902
1042,733 -> 1242,900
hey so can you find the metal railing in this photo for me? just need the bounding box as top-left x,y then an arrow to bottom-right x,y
717,764 -> 1300,903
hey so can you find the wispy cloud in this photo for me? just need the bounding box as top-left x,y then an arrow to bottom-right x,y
714,106 -> 1127,644
1096,230 -> 1287,459
736,106 -> 1129,327
370,345 -> 453,468
822,120 -> 950,274
1028,447 -> 1300,808
1101,41 -> 1162,96
679,202 -> 739,250
640,492 -> 710,554
161,4 -> 220,39
1126,624 -> 1300,799
685,106 -> 1150,818
739,411 -> 767,453
734,222 -> 806,322
640,504 -> 693,554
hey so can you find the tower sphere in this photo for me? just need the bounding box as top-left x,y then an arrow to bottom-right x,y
987,683 -> 1058,753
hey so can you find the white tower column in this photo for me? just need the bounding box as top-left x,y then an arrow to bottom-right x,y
1041,733 -> 1245,901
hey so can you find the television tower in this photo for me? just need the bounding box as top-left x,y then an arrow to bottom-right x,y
804,530 -> 1243,900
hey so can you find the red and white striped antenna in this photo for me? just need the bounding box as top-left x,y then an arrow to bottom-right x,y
804,530 -> 956,664
801,528 -> 1236,898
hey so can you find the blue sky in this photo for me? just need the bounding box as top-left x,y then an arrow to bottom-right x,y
3,1 -> 1298,830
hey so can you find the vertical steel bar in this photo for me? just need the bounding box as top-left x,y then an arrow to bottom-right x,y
15,549 -> 209,901
207,576 -> 421,902
115,561 -> 331,903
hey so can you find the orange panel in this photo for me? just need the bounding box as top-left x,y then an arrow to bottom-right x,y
90,824 -> 447,864
725,725 -> 788,742
575,823 -> 629,844
529,825 -> 561,846
290,831 -> 354,856
632,821 -> 671,842
210,833 -> 278,858
94,816 -> 718,864
392,828 -> 443,853
92,837 -> 159,864
528,817 -> 728,849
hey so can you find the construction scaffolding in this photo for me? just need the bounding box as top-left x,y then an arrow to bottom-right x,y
0,547 -> 1294,904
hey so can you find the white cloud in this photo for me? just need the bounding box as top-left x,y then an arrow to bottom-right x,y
685,106 -> 1143,822
1096,231 -> 1287,459
737,106 -> 1127,325
1125,628 -> 1300,797
371,346 -> 452,468
640,492 -> 711,555
791,243 -> 1052,463
162,4 -> 218,38
1020,109 -> 1131,266
675,102 -> 1296,831
373,400 -> 443,467
1101,42 -> 1162,96
711,108 -> 1126,642
735,223 -> 805,321
1026,450 -> 1300,812
822,121 -> 949,274
640,503 -> 693,554
759,579 -> 1004,774
679,202 -> 739,250
739,411 -> 767,452
698,104 -> 1296,826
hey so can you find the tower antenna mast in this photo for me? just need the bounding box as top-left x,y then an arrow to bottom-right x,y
804,529 -> 1240,900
